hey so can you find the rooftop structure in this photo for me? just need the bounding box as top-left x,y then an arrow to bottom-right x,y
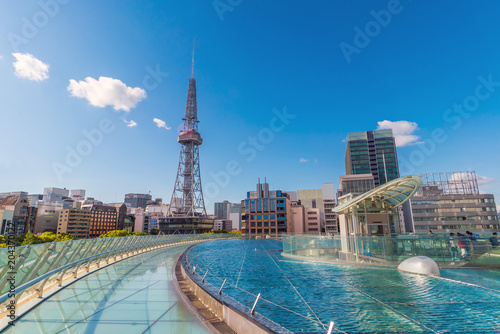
411,171 -> 499,233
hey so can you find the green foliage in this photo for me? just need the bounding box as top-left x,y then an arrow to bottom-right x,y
149,228 -> 159,235
0,235 -> 5,244
98,230 -> 133,238
40,232 -> 57,243
55,233 -> 77,241
204,229 -> 231,234
0,243 -> 8,248
21,231 -> 43,245
134,232 -> 147,236
229,230 -> 241,235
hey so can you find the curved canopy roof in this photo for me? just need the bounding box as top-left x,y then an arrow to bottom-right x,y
333,175 -> 422,213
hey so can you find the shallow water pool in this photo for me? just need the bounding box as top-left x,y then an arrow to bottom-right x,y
186,239 -> 500,333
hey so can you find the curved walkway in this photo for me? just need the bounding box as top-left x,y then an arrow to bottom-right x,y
3,244 -> 211,334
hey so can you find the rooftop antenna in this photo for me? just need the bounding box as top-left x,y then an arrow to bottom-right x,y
191,39 -> 195,78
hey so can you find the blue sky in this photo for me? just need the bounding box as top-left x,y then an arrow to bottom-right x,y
1,0 -> 500,212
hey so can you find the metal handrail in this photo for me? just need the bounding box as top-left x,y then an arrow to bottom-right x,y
0,237 -> 174,304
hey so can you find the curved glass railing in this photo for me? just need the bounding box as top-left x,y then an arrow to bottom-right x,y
0,233 -> 239,326
282,234 -> 500,267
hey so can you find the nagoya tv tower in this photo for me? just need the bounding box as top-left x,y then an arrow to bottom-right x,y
169,41 -> 207,218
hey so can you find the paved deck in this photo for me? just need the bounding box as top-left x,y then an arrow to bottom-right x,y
4,244 -> 211,334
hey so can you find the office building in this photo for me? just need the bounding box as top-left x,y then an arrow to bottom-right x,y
34,201 -> 63,234
0,196 -> 31,235
57,209 -> 92,239
214,201 -> 231,220
88,205 -> 118,238
43,187 -> 70,203
70,189 -> 86,200
411,171 -> 500,234
345,129 -> 399,187
229,203 -> 241,230
214,219 -> 232,231
124,193 -> 152,209
241,179 -> 291,235
0,191 -> 28,199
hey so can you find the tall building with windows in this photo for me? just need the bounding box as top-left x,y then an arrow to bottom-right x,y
0,196 -> 31,235
241,179 -> 291,235
87,205 -> 119,238
43,187 -> 70,203
214,201 -> 231,220
124,193 -> 152,209
57,209 -> 92,238
345,129 -> 399,187
410,171 -> 499,233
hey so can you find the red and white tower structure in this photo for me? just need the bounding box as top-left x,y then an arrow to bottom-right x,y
170,42 -> 207,217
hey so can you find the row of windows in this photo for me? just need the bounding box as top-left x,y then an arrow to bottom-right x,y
415,224 -> 499,230
413,199 -> 496,205
413,207 -> 497,213
414,216 -> 498,222
250,222 -> 277,227
249,214 -> 276,220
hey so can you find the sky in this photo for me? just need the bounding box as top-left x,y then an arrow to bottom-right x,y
1,0 -> 500,212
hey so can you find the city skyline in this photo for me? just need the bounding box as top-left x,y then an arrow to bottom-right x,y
2,0 -> 500,211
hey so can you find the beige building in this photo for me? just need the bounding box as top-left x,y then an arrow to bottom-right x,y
296,183 -> 336,233
58,209 -> 92,238
289,202 -> 321,234
304,208 -> 321,233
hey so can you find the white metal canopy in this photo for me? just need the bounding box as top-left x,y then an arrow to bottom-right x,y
333,175 -> 423,213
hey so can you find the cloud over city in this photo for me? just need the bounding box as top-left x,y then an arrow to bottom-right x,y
377,120 -> 423,147
153,118 -> 171,130
123,119 -> 137,128
12,53 -> 49,81
67,76 -> 147,111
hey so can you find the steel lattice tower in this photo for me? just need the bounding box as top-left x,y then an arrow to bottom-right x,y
170,42 -> 207,217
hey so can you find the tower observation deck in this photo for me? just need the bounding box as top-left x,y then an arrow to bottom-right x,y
169,42 -> 208,219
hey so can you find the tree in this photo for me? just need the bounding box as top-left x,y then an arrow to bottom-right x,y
98,230 -> 133,238
40,232 -> 57,243
21,231 -> 43,245
150,228 -> 159,235
55,233 -> 77,241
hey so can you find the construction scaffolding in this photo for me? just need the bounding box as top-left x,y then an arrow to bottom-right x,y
417,171 -> 479,196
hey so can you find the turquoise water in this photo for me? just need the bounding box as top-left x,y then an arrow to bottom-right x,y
187,239 -> 500,333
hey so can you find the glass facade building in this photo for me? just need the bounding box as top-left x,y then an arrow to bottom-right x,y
345,129 -> 399,187
241,180 -> 290,235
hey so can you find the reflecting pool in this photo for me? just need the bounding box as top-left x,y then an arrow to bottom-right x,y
187,239 -> 500,333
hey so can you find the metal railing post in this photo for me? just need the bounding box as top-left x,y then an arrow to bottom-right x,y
202,270 -> 208,283
0,246 -> 31,293
218,279 -> 226,295
18,242 -> 56,287
34,242 -> 72,299
250,293 -> 261,315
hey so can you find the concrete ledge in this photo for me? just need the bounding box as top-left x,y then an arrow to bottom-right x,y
178,243 -> 292,334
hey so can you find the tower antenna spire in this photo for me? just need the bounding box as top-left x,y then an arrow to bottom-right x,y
191,39 -> 195,78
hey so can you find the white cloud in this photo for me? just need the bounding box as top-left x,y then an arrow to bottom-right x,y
477,175 -> 499,187
153,118 -> 171,130
12,53 -> 49,81
123,119 -> 137,128
67,76 -> 146,111
299,158 -> 309,163
314,159 -> 318,163
377,120 -> 423,147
